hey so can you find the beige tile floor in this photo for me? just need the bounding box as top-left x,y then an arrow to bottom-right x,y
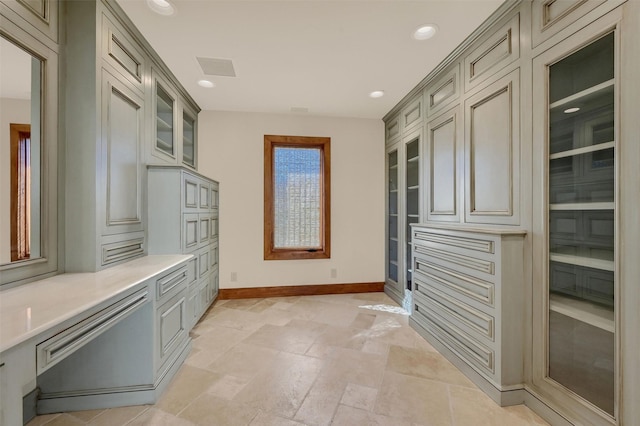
27,292 -> 549,426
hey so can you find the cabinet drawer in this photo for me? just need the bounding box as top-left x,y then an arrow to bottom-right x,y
156,291 -> 187,368
414,256 -> 495,307
156,264 -> 189,301
183,213 -> 199,252
464,14 -> 520,92
37,288 -> 149,374
101,237 -> 144,266
426,64 -> 460,116
413,298 -> 494,375
414,281 -> 495,342
101,14 -> 145,90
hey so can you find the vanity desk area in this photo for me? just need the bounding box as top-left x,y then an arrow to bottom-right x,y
0,255 -> 193,425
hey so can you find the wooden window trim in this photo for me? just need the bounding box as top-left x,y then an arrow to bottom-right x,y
264,135 -> 331,260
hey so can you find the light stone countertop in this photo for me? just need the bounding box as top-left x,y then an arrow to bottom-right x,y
0,255 -> 192,353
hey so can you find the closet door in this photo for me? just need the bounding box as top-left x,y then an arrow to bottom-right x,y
532,10 -> 620,425
404,130 -> 421,294
385,144 -> 402,300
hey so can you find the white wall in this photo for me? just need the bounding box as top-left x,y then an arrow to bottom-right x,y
198,111 -> 385,289
0,98 -> 30,264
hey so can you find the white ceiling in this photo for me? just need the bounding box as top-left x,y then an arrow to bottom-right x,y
118,0 -> 504,119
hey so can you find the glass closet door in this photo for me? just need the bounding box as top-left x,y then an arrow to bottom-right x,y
405,138 -> 419,291
547,32 -> 615,415
387,149 -> 399,287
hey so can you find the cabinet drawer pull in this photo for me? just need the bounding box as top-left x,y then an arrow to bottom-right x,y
157,267 -> 188,299
37,290 -> 148,374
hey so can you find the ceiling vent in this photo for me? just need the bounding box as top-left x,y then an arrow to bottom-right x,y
196,57 -> 236,77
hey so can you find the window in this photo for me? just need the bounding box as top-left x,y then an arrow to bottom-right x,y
264,135 -> 330,260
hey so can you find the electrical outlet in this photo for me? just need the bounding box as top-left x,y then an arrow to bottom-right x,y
230,272 -> 237,282
330,268 -> 337,278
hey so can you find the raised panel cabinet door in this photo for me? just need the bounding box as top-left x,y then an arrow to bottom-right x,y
400,95 -> 423,134
198,214 -> 211,247
199,182 -> 210,209
427,106 -> 460,222
183,213 -> 199,252
101,70 -> 143,235
426,63 -> 460,117
531,0 -> 607,48
385,115 -> 401,145
156,291 -> 187,368
3,0 -> 59,44
464,13 -> 520,93
182,173 -> 199,211
464,68 -> 520,225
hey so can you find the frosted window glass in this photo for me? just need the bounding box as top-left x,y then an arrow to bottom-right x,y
273,147 -> 321,248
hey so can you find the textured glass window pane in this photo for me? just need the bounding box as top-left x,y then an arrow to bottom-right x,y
273,147 -> 321,248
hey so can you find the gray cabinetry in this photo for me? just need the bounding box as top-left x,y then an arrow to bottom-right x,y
63,0 -> 201,273
410,225 -> 526,405
148,166 -> 220,328
64,0 -> 149,271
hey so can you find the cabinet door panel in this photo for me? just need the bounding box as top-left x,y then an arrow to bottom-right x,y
464,14 -> 519,92
386,115 -> 400,145
427,107 -> 459,222
157,292 -> 187,368
531,0 -> 606,47
465,69 -> 520,225
101,71 -> 143,234
183,214 -> 199,252
401,96 -> 423,133
101,14 -> 145,90
426,63 -> 460,116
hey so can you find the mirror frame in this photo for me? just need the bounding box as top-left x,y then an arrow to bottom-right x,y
0,11 -> 59,287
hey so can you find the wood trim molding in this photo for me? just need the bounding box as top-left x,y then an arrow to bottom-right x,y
218,282 -> 384,300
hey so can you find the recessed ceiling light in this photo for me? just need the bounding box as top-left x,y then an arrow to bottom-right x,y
147,0 -> 175,16
413,24 -> 438,40
198,79 -> 215,88
564,107 -> 580,113
369,90 -> 385,98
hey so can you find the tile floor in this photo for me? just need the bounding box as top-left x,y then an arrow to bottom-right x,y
27,292 -> 549,426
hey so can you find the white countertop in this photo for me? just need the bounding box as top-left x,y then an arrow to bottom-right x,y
0,255 -> 192,353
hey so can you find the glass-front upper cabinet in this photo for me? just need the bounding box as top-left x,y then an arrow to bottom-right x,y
405,136 -> 420,292
386,148 -> 399,290
182,108 -> 196,168
155,81 -> 175,158
546,32 -> 615,416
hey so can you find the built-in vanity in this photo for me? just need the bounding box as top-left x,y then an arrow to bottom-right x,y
0,0 -> 219,424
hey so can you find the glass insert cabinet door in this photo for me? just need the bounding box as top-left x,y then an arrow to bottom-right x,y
387,149 -> 399,286
546,32 -> 615,415
182,110 -> 196,167
155,82 -> 175,156
405,137 -> 419,291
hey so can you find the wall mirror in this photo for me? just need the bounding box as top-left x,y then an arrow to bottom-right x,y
0,34 -> 42,265
0,24 -> 59,287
